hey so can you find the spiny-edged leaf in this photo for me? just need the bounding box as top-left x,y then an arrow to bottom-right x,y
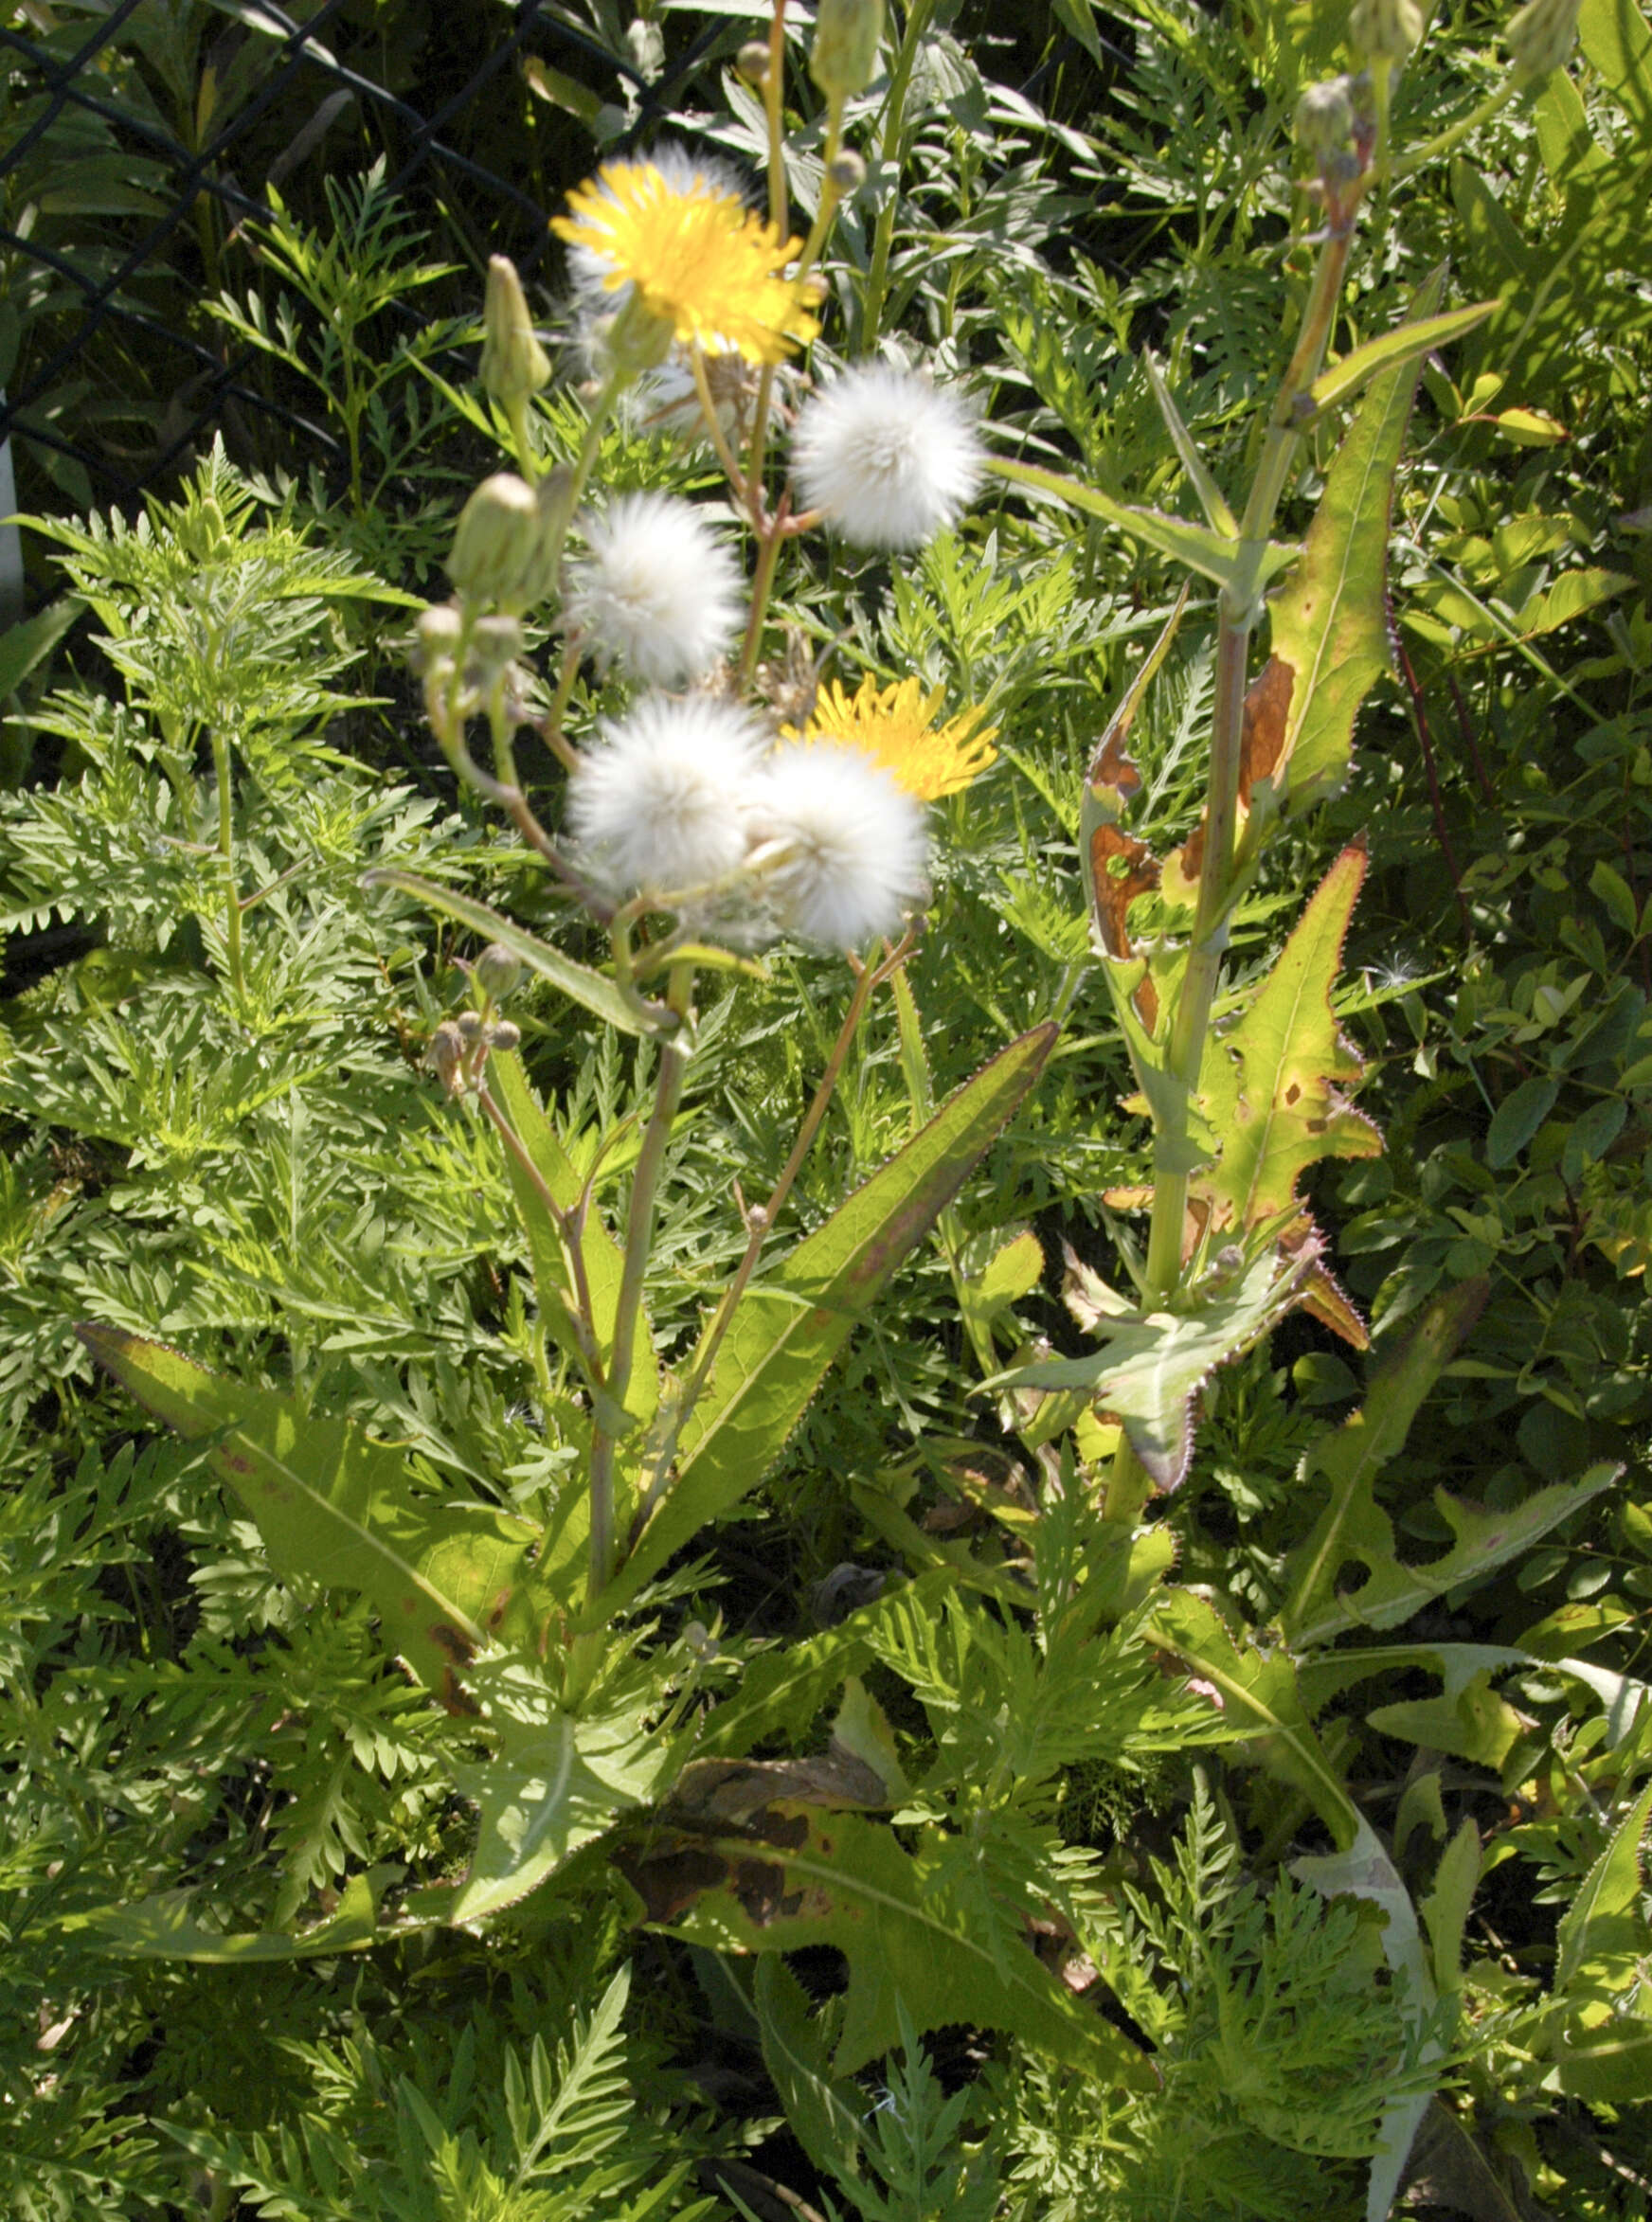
994,1247 -> 1313,1487
1298,1639 -> 1645,1749
450,1658 -> 655,1925
990,457 -> 1298,593
614,1803 -> 1153,2085
1190,844 -> 1380,1236
1288,1456 -> 1619,1652
1365,1673 -> 1526,1766
1282,1281 -> 1488,1645
488,1049 -> 657,1429
596,1027 -> 1057,1617
88,1871 -> 395,1962
1555,1780 -> 1652,1998
696,1571 -> 956,1760
1144,1587 -> 1359,1847
1293,1818 -> 1439,2222
362,869 -> 647,1037
1266,269 -> 1445,813
754,1959 -> 866,2197
77,1325 -> 544,1702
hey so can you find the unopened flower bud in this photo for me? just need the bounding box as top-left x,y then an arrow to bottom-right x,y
736,38 -> 771,82
414,602 -> 463,672
475,943 -> 524,1002
429,1020 -> 466,1095
1506,0 -> 1581,79
810,0 -> 886,99
470,614 -> 524,676
488,1019 -> 522,1052
1348,0 -> 1423,62
1295,76 -> 1356,155
456,1010 -> 485,1042
826,149 -> 868,195
603,290 -> 675,378
479,255 -> 551,407
448,473 -> 542,606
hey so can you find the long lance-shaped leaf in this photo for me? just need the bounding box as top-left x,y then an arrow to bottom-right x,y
85,1871 -> 403,1962
989,457 -> 1298,593
594,1026 -> 1057,1618
616,1803 -> 1154,2085
363,868 -> 648,1037
77,1325 -> 545,1703
1190,844 -> 1380,1237
1263,269 -> 1446,815
1305,296 -> 1497,416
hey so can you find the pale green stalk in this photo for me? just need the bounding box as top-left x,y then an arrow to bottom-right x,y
209,729 -> 245,1012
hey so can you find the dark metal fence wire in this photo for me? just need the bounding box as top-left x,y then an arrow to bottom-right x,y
0,0 -> 729,511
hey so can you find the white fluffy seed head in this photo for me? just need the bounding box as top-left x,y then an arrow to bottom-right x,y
754,744 -> 928,947
566,493 -> 744,686
568,695 -> 767,897
789,364 -> 983,550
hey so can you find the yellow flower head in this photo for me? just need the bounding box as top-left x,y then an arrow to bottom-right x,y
785,674 -> 998,801
551,159 -> 822,367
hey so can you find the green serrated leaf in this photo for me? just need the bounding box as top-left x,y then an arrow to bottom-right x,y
990,457 -> 1295,591
1283,1282 -> 1488,1646
77,1325 -> 545,1699
597,1026 -> 1058,1616
754,1959 -> 867,2196
1267,270 -> 1444,811
1145,1587 -> 1360,1846
994,1248 -> 1312,1487
363,869 -> 650,1037
1190,844 -> 1380,1235
617,1804 -> 1152,2084
88,1871 -> 394,1962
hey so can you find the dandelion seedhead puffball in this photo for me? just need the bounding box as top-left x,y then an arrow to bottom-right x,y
569,695 -> 766,897
790,364 -> 983,550
756,744 -> 928,947
566,493 -> 744,686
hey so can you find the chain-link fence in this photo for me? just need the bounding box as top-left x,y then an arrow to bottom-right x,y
0,0 -> 747,576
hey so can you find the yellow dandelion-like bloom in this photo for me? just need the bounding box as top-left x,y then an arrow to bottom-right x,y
785,674 -> 999,801
551,159 -> 822,367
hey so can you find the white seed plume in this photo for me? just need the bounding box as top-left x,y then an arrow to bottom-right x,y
755,744 -> 928,947
566,493 -> 744,686
568,694 -> 766,897
790,363 -> 983,550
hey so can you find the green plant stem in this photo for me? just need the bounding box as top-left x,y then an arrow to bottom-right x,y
764,0 -> 788,237
739,514 -> 787,686
1392,73 -> 1519,180
538,361 -> 626,591
209,730 -> 245,1012
1104,211 -> 1358,1528
859,0 -> 934,349
689,342 -> 753,500
585,965 -> 695,1614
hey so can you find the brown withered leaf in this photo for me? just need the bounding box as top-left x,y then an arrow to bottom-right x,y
672,1748 -> 892,1827
1083,583 -> 1187,825
1088,826 -> 1160,961
1238,654 -> 1296,808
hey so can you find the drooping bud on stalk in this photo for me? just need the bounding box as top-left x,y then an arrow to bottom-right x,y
810,0 -> 886,99
479,256 -> 551,406
1348,0 -> 1424,63
826,150 -> 869,195
429,1020 -> 466,1097
489,1019 -> 522,1052
1295,76 -> 1356,158
475,943 -> 524,1002
736,38 -> 771,82
414,601 -> 463,670
470,614 -> 525,678
447,473 -> 542,606
1505,0 -> 1581,80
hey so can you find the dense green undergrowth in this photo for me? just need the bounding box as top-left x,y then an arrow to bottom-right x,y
2,1 -> 1651,2217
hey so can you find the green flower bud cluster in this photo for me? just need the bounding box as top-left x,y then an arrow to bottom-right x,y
810,0 -> 886,100
1349,0 -> 1424,63
1506,0 -> 1581,79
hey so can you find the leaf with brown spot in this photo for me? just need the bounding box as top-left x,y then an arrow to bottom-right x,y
615,1805 -> 1155,2083
1088,825 -> 1160,962
1187,845 -> 1381,1238
1238,654 -> 1295,808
